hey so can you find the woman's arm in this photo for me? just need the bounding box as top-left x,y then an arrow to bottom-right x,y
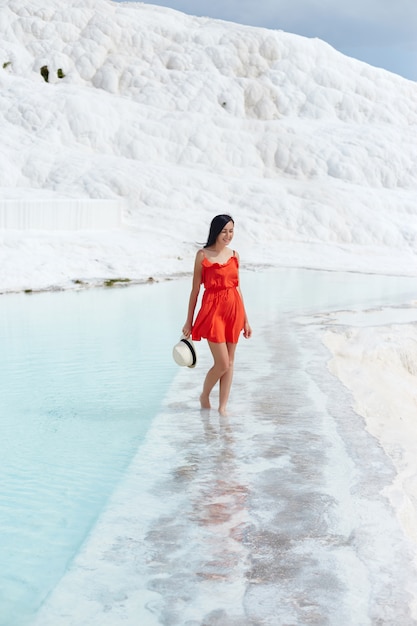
182,250 -> 204,338
235,251 -> 252,339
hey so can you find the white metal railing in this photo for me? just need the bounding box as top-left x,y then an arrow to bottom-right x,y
0,199 -> 124,230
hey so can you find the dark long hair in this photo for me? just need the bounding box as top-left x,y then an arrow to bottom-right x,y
204,214 -> 234,248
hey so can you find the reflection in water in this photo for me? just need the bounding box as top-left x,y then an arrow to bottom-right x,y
144,402 -> 252,623
193,413 -> 249,580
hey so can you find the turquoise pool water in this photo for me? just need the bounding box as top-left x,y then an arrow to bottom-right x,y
1,268 -> 416,626
0,280 -> 184,626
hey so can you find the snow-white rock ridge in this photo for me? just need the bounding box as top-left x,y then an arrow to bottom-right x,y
0,0 -> 416,291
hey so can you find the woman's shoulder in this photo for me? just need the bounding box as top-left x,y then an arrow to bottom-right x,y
193,249 -> 206,270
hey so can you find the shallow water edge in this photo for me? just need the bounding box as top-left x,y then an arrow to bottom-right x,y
31,313 -> 417,625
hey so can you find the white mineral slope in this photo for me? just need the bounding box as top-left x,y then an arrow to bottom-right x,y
0,0 -> 416,292
323,305 -> 417,571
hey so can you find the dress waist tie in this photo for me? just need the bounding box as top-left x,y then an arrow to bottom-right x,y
205,285 -> 236,293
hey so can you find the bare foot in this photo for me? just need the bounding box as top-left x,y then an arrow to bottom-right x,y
218,406 -> 228,417
200,393 -> 211,410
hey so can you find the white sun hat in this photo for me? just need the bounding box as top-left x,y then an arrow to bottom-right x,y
172,336 -> 197,368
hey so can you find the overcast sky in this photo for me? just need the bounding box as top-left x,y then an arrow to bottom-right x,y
119,0 -> 417,81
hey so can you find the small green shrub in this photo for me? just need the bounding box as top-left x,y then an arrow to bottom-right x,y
103,278 -> 131,287
3,61 -> 11,69
57,68 -> 65,79
40,65 -> 49,82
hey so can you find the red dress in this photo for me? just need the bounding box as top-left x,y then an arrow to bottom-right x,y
192,252 -> 245,343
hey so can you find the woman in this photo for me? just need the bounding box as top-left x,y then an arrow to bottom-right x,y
182,214 -> 252,415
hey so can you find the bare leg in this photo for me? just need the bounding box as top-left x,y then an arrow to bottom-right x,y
218,343 -> 237,416
200,342 -> 230,409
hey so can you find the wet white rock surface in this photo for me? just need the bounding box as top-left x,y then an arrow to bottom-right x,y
32,316 -> 417,626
